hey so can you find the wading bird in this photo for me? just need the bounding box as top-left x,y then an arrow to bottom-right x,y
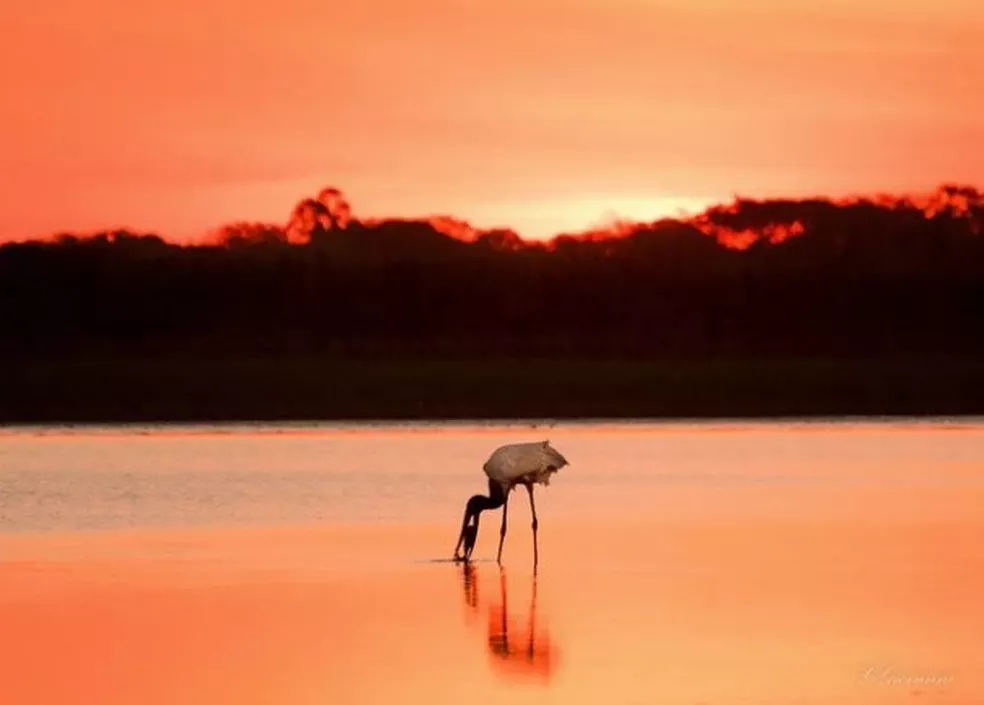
453,440 -> 569,568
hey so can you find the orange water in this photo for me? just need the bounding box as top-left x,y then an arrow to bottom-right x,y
2,421 -> 982,704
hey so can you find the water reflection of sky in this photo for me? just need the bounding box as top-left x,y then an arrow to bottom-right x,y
2,422 -> 984,704
3,518 -> 983,705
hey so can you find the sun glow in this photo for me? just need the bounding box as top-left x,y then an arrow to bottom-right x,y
2,0 -> 982,242
505,195 -> 721,238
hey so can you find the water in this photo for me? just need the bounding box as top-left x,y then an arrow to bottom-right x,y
3,419 -> 983,532
2,420 -> 983,705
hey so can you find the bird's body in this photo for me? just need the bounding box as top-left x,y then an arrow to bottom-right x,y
454,440 -> 569,568
483,441 -> 569,492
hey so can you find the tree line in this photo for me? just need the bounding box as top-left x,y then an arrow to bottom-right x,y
2,183 -> 982,361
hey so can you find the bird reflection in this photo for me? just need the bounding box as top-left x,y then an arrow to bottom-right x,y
458,563 -> 558,682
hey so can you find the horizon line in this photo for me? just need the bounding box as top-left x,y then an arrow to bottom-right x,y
2,181 -> 979,247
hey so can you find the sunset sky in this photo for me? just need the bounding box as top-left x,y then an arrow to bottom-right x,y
2,0 -> 983,241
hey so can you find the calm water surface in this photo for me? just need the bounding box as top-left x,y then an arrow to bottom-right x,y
2,420 -> 982,705
3,419 -> 983,531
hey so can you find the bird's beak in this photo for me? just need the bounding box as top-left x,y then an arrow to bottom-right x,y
462,520 -> 479,561
454,506 -> 476,561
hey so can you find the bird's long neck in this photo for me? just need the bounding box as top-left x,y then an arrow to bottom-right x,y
466,489 -> 504,522
474,479 -> 506,513
455,480 -> 507,559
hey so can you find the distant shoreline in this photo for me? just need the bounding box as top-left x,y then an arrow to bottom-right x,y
2,416 -> 983,431
3,354 -> 981,424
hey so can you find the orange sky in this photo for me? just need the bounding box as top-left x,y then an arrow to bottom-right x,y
2,0 -> 983,241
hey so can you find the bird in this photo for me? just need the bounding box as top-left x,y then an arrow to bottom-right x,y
453,440 -> 569,568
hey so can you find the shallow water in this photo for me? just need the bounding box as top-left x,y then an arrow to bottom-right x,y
4,419 -> 983,532
2,420 -> 983,704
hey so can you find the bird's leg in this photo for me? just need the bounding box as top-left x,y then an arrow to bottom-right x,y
525,483 -> 539,572
496,492 -> 510,566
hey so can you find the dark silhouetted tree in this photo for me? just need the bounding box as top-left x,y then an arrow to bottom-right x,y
286,187 -> 352,244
